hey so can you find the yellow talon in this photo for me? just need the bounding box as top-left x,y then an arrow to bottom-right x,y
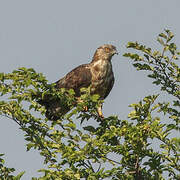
97,105 -> 104,118
83,106 -> 88,112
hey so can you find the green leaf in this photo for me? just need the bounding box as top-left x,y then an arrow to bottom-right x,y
133,63 -> 153,70
157,37 -> 165,46
83,126 -> 96,132
91,94 -> 100,102
13,171 -> 25,180
159,33 -> 167,39
65,122 -> 76,130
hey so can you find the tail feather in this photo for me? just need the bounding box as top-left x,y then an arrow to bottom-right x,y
33,93 -> 71,120
45,100 -> 70,120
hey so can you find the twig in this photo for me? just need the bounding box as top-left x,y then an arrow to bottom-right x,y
103,156 -> 121,165
97,163 -> 101,172
87,160 -> 95,172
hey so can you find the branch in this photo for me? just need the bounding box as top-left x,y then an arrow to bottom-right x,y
103,156 -> 121,165
1,114 -> 23,127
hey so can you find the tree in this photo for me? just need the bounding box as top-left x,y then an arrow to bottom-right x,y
0,30 -> 179,180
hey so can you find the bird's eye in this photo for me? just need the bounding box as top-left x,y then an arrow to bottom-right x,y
105,47 -> 110,53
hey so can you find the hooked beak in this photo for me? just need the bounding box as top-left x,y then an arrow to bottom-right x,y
113,50 -> 119,55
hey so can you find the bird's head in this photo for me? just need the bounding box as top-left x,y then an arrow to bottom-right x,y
92,44 -> 118,62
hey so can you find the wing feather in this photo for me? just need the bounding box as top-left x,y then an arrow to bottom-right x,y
104,75 -> 114,99
56,64 -> 92,96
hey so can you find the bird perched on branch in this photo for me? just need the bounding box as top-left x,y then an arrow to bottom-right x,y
39,44 -> 118,120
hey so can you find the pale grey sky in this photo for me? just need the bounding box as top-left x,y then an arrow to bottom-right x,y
0,0 -> 180,179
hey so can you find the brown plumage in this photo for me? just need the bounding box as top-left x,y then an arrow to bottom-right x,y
40,44 -> 118,120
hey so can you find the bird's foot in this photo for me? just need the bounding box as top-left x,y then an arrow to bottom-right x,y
97,107 -> 104,119
83,106 -> 88,112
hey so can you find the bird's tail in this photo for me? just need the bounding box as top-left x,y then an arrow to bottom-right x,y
32,91 -> 71,120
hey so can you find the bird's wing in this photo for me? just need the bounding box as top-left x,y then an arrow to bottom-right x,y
56,64 -> 92,96
104,75 -> 115,99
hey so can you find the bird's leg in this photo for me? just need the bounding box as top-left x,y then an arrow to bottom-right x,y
97,104 -> 104,118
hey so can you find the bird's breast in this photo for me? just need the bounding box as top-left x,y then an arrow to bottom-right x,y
90,60 -> 114,99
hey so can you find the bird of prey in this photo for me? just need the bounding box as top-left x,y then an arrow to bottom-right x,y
39,44 -> 118,120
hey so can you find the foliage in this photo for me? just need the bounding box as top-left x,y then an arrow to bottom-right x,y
124,29 -> 180,99
0,154 -> 25,180
0,30 -> 179,179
